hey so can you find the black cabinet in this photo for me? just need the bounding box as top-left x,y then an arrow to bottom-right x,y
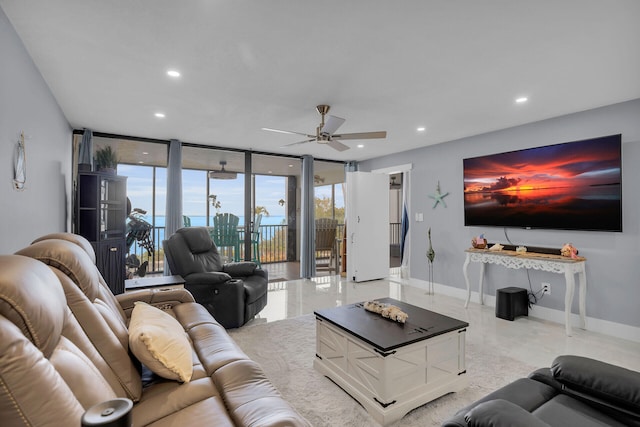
75,172 -> 127,294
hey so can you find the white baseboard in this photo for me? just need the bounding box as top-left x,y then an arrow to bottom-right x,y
406,278 -> 640,344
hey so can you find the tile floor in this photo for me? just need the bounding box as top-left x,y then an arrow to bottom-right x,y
251,270 -> 640,373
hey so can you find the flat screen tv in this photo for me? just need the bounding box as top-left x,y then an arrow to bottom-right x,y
463,134 -> 622,232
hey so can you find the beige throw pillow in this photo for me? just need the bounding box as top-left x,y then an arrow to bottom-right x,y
128,301 -> 193,382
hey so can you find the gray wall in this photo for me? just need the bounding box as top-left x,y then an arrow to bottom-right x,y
361,99 -> 640,329
0,7 -> 72,253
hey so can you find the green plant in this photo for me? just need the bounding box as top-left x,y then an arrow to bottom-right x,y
209,194 -> 222,213
94,146 -> 119,171
255,205 -> 270,216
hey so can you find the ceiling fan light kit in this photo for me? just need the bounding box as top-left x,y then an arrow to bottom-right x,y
264,105 -> 387,151
208,160 -> 237,180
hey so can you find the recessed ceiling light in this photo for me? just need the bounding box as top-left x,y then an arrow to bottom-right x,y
154,112 -> 165,118
515,97 -> 528,103
167,70 -> 180,77
138,161 -> 144,164
357,144 -> 364,148
142,152 -> 149,155
288,164 -> 293,168
417,127 -> 426,132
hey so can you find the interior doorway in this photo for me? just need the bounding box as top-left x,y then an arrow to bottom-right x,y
389,173 -> 403,268
371,163 -> 413,277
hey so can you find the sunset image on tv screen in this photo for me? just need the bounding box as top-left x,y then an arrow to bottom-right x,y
463,134 -> 622,231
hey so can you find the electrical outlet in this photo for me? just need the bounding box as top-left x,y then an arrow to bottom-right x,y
542,282 -> 551,295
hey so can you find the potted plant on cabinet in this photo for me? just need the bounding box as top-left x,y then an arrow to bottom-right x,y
94,146 -> 118,174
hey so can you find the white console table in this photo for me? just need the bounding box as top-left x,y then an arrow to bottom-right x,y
462,249 -> 586,336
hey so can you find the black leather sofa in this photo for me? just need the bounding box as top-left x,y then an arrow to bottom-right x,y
442,355 -> 640,427
163,227 -> 268,329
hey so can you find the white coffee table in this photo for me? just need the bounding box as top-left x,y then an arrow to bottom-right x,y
314,298 -> 468,426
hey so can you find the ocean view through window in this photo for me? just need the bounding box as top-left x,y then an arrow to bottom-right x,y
120,162 -> 294,274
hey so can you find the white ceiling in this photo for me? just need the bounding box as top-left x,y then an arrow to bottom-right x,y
3,1 -> 640,162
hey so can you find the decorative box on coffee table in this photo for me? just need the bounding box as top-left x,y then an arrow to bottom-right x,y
314,298 -> 468,426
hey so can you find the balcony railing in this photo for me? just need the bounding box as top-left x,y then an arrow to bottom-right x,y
127,224 -> 292,275
127,222 -> 401,276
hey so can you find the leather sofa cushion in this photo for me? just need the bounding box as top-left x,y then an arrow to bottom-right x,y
444,378 -> 558,427
0,256 -> 66,357
32,232 -> 97,263
129,302 -> 193,382
465,399 -> 551,427
132,378 -> 235,427
0,256 -> 120,424
551,355 -> 640,414
16,239 -> 129,323
181,227 -> 216,254
164,227 -> 227,275
0,317 -> 86,426
17,240 -> 102,304
533,394 -> 629,427
215,359 -> 311,427
17,240 -> 143,400
172,303 -> 249,375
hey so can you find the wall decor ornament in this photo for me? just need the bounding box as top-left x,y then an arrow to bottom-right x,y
13,131 -> 26,191
426,227 -> 435,294
428,181 -> 449,208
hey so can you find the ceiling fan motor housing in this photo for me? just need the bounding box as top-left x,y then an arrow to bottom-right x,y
316,105 -> 330,115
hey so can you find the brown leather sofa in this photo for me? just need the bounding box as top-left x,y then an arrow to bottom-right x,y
0,233 -> 310,427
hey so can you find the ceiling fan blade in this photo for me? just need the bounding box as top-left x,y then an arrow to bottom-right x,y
281,138 -> 316,148
262,127 -> 315,138
327,139 -> 350,152
321,115 -> 345,136
332,131 -> 387,140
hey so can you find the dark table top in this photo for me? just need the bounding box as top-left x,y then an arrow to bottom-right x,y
314,297 -> 469,353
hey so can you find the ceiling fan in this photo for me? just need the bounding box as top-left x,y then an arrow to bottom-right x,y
262,105 -> 387,152
208,161 -> 237,180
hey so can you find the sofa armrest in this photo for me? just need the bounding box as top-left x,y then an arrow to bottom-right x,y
116,288 -> 196,319
441,378 -> 558,427
223,262 -> 257,277
528,367 -> 563,390
184,279 -> 245,329
551,355 -> 640,415
185,271 -> 232,285
464,399 -> 551,427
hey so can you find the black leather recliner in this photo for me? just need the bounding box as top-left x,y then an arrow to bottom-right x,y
163,227 -> 268,329
442,355 -> 640,427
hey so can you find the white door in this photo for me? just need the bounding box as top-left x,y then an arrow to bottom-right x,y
346,171 -> 389,282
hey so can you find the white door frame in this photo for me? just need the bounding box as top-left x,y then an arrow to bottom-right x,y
372,164 -> 413,278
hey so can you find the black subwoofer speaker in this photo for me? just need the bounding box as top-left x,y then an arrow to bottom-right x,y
496,287 -> 528,321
